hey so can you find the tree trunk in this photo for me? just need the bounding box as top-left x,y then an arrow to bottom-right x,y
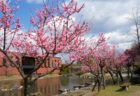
116,73 -> 119,85
127,66 -> 130,79
97,77 -> 101,92
101,67 -> 105,89
118,71 -> 123,82
23,77 -> 38,96
136,27 -> 140,44
108,70 -> 116,84
130,67 -> 133,79
92,75 -> 101,92
3,28 -> 6,50
92,79 -> 98,91
29,81 -> 38,95
24,78 -> 28,96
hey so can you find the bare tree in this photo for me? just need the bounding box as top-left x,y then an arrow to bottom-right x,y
132,7 -> 140,44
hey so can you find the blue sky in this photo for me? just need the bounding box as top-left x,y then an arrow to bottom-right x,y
12,0 -> 140,51
15,0 -> 63,29
15,0 -> 48,30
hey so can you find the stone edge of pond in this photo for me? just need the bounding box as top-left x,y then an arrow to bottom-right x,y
55,87 -> 96,96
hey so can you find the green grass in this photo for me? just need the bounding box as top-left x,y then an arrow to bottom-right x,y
0,74 -> 60,81
39,74 -> 60,79
67,85 -> 140,96
0,75 -> 21,81
96,85 -> 140,96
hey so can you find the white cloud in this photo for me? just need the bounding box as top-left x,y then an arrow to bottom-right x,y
104,29 -> 136,51
75,0 -> 139,31
105,31 -> 134,43
118,42 -> 133,51
73,0 -> 140,51
106,14 -> 132,27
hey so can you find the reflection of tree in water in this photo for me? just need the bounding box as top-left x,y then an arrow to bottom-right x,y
0,77 -> 61,96
60,75 -> 94,90
28,81 -> 39,95
60,76 -> 69,87
0,76 -> 95,96
0,90 -> 18,96
37,77 -> 61,96
0,80 -> 21,96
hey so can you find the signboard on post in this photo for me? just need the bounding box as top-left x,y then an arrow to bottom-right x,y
22,56 -> 35,75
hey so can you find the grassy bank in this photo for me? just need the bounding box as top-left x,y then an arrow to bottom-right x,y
65,85 -> 140,96
0,74 -> 60,81
0,75 -> 21,81
38,74 -> 60,79
97,85 -> 140,96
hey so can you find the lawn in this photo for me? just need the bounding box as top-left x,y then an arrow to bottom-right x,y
97,85 -> 140,96
66,85 -> 140,96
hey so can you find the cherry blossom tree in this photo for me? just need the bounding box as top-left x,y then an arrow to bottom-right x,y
124,48 -> 136,79
91,42 -> 117,91
0,0 -> 21,76
0,0 -> 89,96
106,49 -> 135,85
73,33 -> 110,92
78,33 -> 129,92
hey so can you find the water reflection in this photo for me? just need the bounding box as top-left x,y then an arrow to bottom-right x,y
0,80 -> 21,96
37,77 -> 61,96
0,75 -> 93,96
0,77 -> 61,96
60,75 -> 93,90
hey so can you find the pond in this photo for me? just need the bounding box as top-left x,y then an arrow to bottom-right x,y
0,75 -> 93,96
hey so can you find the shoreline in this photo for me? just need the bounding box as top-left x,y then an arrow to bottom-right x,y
56,87 -> 96,96
0,74 -> 60,81
57,84 -> 140,96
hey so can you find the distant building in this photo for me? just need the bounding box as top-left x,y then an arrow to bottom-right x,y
0,52 -> 61,76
